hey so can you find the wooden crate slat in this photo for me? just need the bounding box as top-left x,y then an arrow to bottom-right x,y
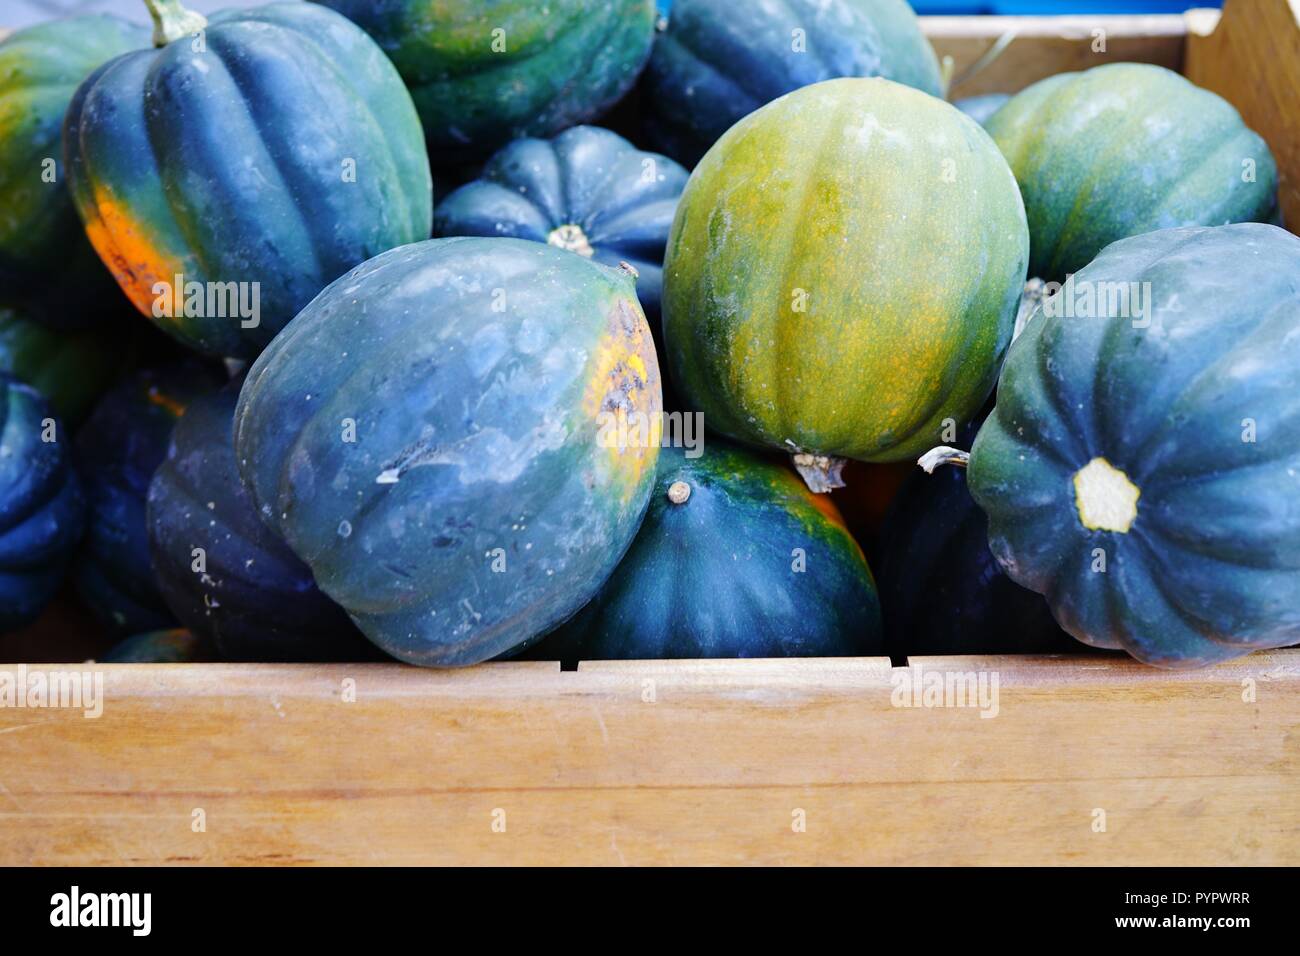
923,14 -> 1190,99
2,652 -> 1296,865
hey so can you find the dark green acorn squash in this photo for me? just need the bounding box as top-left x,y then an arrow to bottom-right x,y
877,421 -> 1082,659
148,378 -> 378,661
664,78 -> 1028,492
234,237 -> 663,666
0,375 -> 85,632
0,305 -> 126,423
101,627 -> 211,663
0,15 -> 148,328
643,0 -> 942,166
533,443 -> 882,661
985,63 -> 1278,282
433,126 -> 688,328
74,361 -> 224,635
959,223 -> 1300,668
316,0 -> 656,166
63,0 -> 433,358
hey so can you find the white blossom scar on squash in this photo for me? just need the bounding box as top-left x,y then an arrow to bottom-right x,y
1073,457 -> 1140,533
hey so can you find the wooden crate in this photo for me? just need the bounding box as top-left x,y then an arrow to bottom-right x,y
3,0 -> 1299,866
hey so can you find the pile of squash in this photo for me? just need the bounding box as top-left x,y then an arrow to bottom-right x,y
1,0 -> 1296,670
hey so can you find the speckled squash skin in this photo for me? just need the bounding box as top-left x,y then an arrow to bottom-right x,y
968,224 -> 1300,668
234,237 -> 663,667
0,306 -> 126,423
985,63 -> 1278,282
643,0 -> 942,167
74,362 -> 224,635
148,379 -> 378,662
0,15 -> 148,328
63,2 -> 433,359
0,375 -> 85,632
663,78 -> 1029,479
877,423 -> 1081,658
534,443 -> 882,661
434,126 -> 688,327
316,0 -> 656,166
101,628 -> 211,663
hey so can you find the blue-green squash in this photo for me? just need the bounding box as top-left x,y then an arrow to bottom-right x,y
148,378 -> 378,662
74,361 -> 224,635
643,0 -> 942,166
63,0 -> 433,359
0,305 -> 127,423
0,15 -> 148,328
234,237 -> 663,666
101,627 -> 211,663
434,126 -> 688,327
533,443 -> 882,661
985,63 -> 1278,282
957,223 -> 1300,668
316,1 -> 656,166
953,93 -> 1009,127
0,375 -> 85,632
877,421 -> 1084,658
663,78 -> 1029,492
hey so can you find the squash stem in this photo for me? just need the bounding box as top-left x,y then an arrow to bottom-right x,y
791,453 -> 846,494
144,0 -> 209,47
918,446 -> 971,474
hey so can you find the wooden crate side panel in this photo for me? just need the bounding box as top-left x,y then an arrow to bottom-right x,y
2,653 -> 1296,865
923,15 -> 1188,99
1185,0 -> 1300,232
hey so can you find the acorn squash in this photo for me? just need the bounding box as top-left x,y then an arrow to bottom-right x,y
663,78 -> 1028,492
234,237 -> 662,666
985,63 -> 1278,282
148,378 -> 377,662
316,0 -> 656,165
74,361 -> 224,635
63,0 -> 432,358
878,422 -> 1081,658
643,0 -> 942,166
101,628 -> 211,663
434,126 -> 688,328
0,306 -> 127,423
0,15 -> 148,328
0,375 -> 85,632
956,224 -> 1300,667
534,443 -> 882,661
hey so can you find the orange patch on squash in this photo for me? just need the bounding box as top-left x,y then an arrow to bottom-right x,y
85,193 -> 185,320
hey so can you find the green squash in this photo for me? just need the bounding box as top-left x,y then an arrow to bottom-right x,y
954,223 -> 1300,668
643,0 -> 942,167
534,443 -> 882,661
0,15 -> 148,327
234,237 -> 663,666
64,0 -> 432,358
0,305 -> 126,423
316,0 -> 657,166
663,77 -> 1029,492
985,63 -> 1278,282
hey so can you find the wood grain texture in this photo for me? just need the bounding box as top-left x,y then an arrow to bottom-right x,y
923,14 -> 1190,99
1,652 -> 1296,865
1185,0 -> 1300,231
